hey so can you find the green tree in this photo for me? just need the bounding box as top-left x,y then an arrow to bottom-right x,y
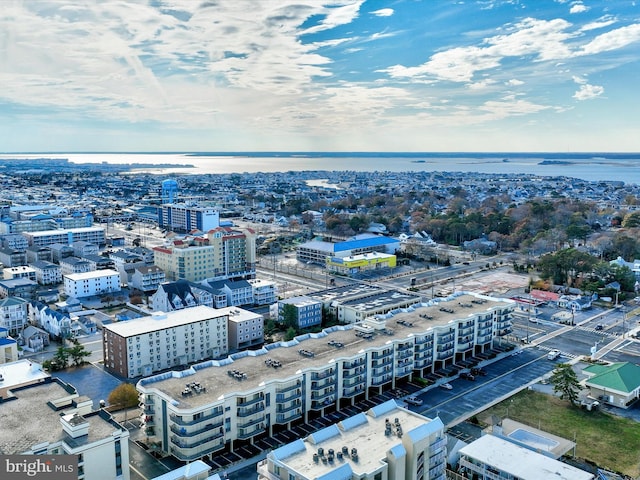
281,303 -> 298,330
67,339 -> 92,366
108,383 -> 139,410
53,346 -> 69,369
550,363 -> 581,406
284,327 -> 297,341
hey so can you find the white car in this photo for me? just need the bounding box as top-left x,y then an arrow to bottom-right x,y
440,383 -> 453,390
405,396 -> 423,406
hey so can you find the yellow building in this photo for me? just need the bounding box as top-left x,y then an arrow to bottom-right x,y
326,251 -> 396,276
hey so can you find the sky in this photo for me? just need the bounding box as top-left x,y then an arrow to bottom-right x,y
1,0 -> 639,153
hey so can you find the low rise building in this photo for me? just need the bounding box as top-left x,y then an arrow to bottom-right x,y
0,296 -> 29,335
583,362 -> 640,409
63,269 -> 121,298
457,434 -> 593,480
258,400 -> 447,480
0,360 -> 130,480
23,226 -> 106,248
278,296 -> 323,329
32,260 -> 63,285
60,256 -> 93,275
326,251 -> 397,277
3,265 -> 36,281
130,265 -> 166,293
0,326 -> 19,364
227,308 -> 264,351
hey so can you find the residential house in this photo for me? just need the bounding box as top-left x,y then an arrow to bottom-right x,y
0,296 -> 29,334
20,324 -> 50,352
583,362 -> 640,409
49,243 -> 74,263
60,256 -> 93,275
150,280 -> 215,312
3,265 -> 37,281
0,278 -> 38,299
31,260 -> 63,285
0,326 -> 19,364
26,245 -> 53,263
72,241 -> 99,257
0,246 -> 27,267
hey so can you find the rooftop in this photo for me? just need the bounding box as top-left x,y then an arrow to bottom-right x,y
103,305 -> 236,337
459,435 -> 593,480
0,379 -> 124,454
270,400 -> 443,478
64,269 -> 119,281
139,293 -> 512,408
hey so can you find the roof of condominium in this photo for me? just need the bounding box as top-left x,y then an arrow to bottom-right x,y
138,293 -> 513,408
103,305 -> 261,337
269,400 -> 443,478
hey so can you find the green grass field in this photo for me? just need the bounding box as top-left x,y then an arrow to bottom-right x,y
477,390 -> 640,478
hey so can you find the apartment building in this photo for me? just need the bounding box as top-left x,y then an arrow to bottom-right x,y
63,269 -> 121,298
258,400 -> 446,480
247,278 -> 277,305
0,296 -> 29,335
158,203 -> 220,233
150,280 -> 216,312
0,360 -> 130,480
0,326 -> 19,364
3,265 -> 37,281
278,296 -> 323,329
136,293 -> 513,462
130,265 -> 166,293
308,283 -> 422,324
26,245 -> 53,263
0,246 -> 27,267
227,308 -> 264,351
23,226 -> 106,247
103,305 -> 230,378
32,260 -> 63,285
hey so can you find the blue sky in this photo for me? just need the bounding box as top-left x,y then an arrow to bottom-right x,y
1,0 -> 639,152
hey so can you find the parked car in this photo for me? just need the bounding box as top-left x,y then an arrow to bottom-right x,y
405,396 -> 423,406
460,372 -> 475,381
470,367 -> 487,376
440,383 -> 453,390
595,324 -> 604,331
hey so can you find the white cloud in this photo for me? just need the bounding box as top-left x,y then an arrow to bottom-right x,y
572,75 -> 587,84
506,79 -> 524,86
573,83 -> 604,100
371,8 -> 394,17
580,18 -> 617,32
467,79 -> 496,90
570,3 -> 589,14
580,23 -> 640,55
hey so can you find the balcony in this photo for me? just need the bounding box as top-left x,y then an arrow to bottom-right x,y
343,385 -> 365,397
276,409 -> 302,423
311,378 -> 335,390
372,357 -> 393,368
310,370 -> 335,380
344,358 -> 365,369
171,431 -> 225,450
310,396 -> 336,410
397,349 -> 413,360
311,388 -> 335,401
237,395 -> 264,408
170,409 -> 223,426
276,390 -> 301,403
170,439 -> 225,461
430,437 -> 447,451
395,366 -> 412,377
276,399 -> 301,413
343,367 -> 365,379
276,381 -> 302,394
477,334 -> 493,344
415,358 -> 433,368
237,424 -> 264,440
170,421 -> 223,438
439,333 -> 455,343
237,403 -> 265,418
371,374 -> 392,386
343,376 -> 365,388
238,415 -> 265,430
371,350 -> 393,360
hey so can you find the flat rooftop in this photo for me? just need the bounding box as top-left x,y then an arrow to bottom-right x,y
139,293 -> 512,408
64,269 -> 119,281
104,305 -> 256,337
459,435 -> 593,480
0,380 -> 124,454
271,400 -> 442,477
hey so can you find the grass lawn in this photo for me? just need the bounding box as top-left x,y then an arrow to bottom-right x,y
477,390 -> 640,478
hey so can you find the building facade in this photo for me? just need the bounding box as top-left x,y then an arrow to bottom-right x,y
158,204 -> 220,233
258,400 -> 447,480
103,305 -> 230,378
136,293 -> 513,462
63,269 -> 121,298
23,226 -> 106,248
0,296 -> 29,335
278,296 -> 323,329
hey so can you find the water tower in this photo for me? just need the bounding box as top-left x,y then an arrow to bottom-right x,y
161,179 -> 179,204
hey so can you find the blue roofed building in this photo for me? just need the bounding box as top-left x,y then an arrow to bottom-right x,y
257,399 -> 446,480
296,234 -> 400,266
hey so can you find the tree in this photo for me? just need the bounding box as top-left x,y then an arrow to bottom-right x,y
52,346 -> 69,369
550,363 -> 581,406
67,339 -> 92,366
284,327 -> 297,341
281,303 -> 298,330
108,383 -> 139,410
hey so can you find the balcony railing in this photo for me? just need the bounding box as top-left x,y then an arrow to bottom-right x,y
238,415 -> 265,430
170,421 -> 223,438
237,403 -> 265,417
169,409 -> 223,426
276,390 -> 301,403
237,395 -> 264,407
276,409 -> 302,423
170,439 -> 224,461
276,381 -> 302,394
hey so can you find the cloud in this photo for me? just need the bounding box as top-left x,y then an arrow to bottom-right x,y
371,8 -> 394,17
580,23 -> 640,55
506,79 -> 524,86
572,75 -> 587,84
570,3 -> 589,14
573,83 -> 604,100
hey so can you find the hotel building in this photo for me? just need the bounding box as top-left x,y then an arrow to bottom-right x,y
136,292 -> 513,462
22,226 -> 106,248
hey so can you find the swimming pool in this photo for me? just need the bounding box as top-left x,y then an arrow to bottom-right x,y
508,428 -> 559,451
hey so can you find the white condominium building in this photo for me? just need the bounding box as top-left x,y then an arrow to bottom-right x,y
258,400 -> 447,480
136,292 -> 513,463
63,269 -> 121,298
